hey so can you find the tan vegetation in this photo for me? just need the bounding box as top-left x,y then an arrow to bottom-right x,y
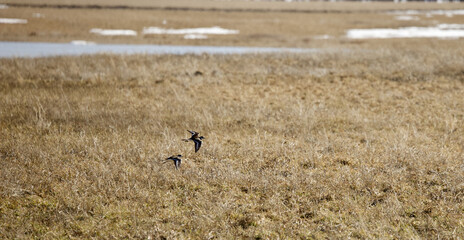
1,0 -> 464,239
0,1 -> 463,47
1,41 -> 464,238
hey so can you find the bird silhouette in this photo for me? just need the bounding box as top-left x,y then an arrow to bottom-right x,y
182,130 -> 204,152
164,154 -> 182,170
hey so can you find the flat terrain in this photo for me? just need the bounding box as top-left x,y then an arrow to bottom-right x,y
5,0 -> 464,12
1,43 -> 464,239
0,0 -> 464,47
1,0 -> 464,239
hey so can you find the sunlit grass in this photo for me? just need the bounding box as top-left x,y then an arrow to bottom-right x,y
1,44 -> 463,238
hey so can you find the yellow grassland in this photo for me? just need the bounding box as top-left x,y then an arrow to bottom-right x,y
1,43 -> 464,238
1,1 -> 464,239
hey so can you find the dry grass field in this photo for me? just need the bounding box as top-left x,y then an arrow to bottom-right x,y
1,0 -> 464,239
1,43 -> 464,239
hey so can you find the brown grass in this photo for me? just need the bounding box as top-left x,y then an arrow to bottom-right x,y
1,41 -> 464,238
1,1 -> 464,239
0,1 -> 464,47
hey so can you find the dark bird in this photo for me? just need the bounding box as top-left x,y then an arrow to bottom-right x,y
164,154 -> 182,170
182,130 -> 205,153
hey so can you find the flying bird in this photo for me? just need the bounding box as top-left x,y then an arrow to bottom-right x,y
183,130 -> 204,152
164,154 -> 182,170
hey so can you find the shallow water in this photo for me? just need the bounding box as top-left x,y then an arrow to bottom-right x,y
0,41 -> 316,58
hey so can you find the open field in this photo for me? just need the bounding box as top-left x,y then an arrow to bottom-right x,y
1,0 -> 464,239
1,42 -> 464,238
1,0 -> 464,47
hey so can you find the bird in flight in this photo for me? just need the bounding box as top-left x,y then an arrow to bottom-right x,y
183,130 -> 204,153
164,154 -> 182,170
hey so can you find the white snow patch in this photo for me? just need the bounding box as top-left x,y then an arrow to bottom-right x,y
430,10 -> 464,16
32,13 -> 45,18
184,34 -> 208,39
0,18 -> 27,24
395,15 -> 419,21
347,24 -> 464,39
390,9 -> 464,16
70,40 -> 96,45
437,23 -> 464,29
162,19 -> 167,25
0,4 -> 8,9
314,35 -> 332,40
90,28 -> 137,36
143,26 -> 239,35
393,10 -> 421,15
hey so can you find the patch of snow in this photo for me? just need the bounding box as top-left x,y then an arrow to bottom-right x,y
389,9 -> 464,16
90,28 -> 137,36
429,10 -> 464,15
346,25 -> 464,39
314,35 -> 332,40
437,23 -> 464,29
0,4 -> 8,9
32,13 -> 45,18
70,40 -> 96,45
143,26 -> 239,35
0,18 -> 27,24
162,19 -> 167,25
395,15 -> 419,21
184,34 -> 208,39
32,13 -> 44,18
403,10 -> 421,15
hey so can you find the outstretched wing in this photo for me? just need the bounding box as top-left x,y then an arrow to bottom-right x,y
163,157 -> 173,166
188,130 -> 199,138
194,139 -> 202,152
175,160 -> 181,169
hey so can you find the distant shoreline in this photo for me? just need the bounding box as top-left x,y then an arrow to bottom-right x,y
4,2 -> 463,14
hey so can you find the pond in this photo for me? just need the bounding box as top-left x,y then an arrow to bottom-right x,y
0,41 -> 317,58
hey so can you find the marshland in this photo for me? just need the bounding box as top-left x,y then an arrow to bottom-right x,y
1,0 -> 464,239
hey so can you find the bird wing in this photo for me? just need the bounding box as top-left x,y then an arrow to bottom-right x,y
163,157 -> 173,165
194,139 -> 202,152
176,160 -> 181,169
188,130 -> 199,138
